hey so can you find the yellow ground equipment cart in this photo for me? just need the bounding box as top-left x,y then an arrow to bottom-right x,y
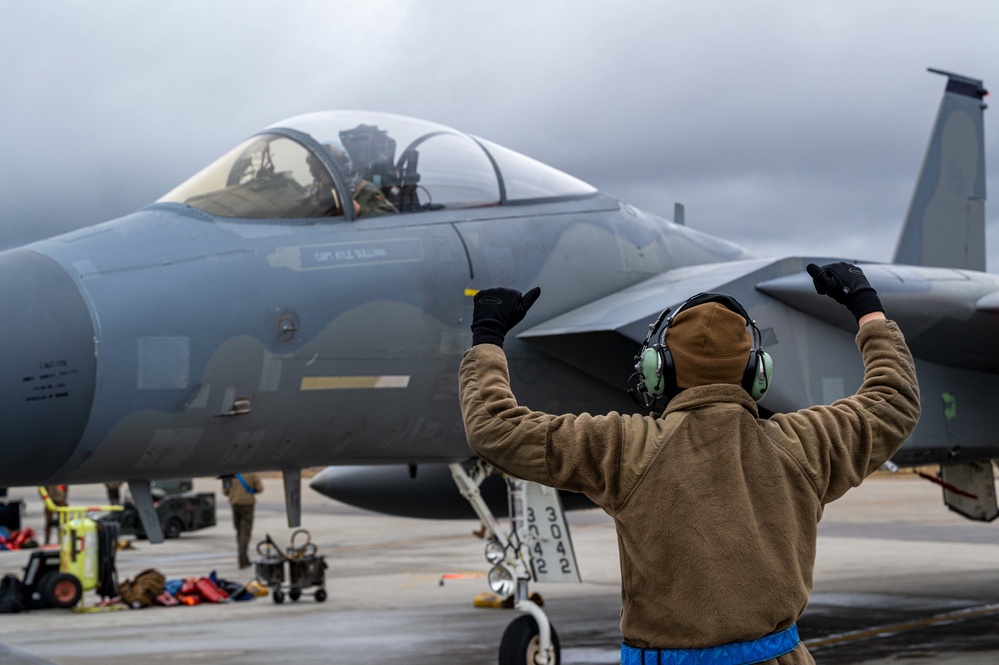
29,487 -> 123,610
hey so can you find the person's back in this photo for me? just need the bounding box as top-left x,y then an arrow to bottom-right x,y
608,393 -> 818,647
224,473 -> 263,568
459,263 -> 920,663
224,474 -> 261,507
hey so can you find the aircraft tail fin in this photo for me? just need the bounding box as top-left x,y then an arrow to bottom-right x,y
893,68 -> 988,270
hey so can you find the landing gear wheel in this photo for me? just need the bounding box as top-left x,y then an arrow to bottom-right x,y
289,589 -> 301,602
272,589 -> 285,604
314,589 -> 327,602
39,572 -> 83,609
499,615 -> 560,665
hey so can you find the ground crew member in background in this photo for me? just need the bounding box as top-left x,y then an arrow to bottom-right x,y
43,485 -> 68,545
104,482 -> 122,506
223,473 -> 264,569
458,262 -> 920,664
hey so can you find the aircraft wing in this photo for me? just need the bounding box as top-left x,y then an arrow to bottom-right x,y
517,257 -> 784,385
519,258 -> 999,391
759,263 -> 999,374
521,258 -> 776,339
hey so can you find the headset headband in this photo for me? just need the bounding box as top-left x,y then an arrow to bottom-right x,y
668,292 -> 753,329
628,292 -> 772,408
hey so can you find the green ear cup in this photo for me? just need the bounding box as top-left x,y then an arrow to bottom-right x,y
749,351 -> 774,401
639,347 -> 665,397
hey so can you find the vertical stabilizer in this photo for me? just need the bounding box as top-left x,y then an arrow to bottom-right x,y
893,69 -> 988,269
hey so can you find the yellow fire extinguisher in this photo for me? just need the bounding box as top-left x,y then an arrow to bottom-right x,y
61,513 -> 99,590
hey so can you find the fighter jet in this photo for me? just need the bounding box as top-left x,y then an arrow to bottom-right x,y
1,69 -> 995,663
313,68 -> 999,522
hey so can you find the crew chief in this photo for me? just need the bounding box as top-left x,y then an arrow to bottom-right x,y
458,262 -> 920,664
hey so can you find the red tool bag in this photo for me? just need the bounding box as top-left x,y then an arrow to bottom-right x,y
194,576 -> 229,603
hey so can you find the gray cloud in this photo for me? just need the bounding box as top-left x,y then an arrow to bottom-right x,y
1,1 -> 997,266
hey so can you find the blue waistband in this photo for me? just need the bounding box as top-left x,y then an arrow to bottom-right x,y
621,624 -> 799,665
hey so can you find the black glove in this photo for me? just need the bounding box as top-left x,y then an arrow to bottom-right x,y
806,262 -> 883,321
471,287 -> 542,348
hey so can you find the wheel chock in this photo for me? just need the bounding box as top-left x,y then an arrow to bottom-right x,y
473,591 -> 514,608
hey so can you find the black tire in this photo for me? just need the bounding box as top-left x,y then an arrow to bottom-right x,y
314,588 -> 327,602
289,589 -> 301,602
163,517 -> 184,539
39,572 -> 83,609
499,615 -> 560,665
273,589 -> 284,604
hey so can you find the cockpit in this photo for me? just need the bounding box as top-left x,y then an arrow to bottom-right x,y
157,111 -> 597,220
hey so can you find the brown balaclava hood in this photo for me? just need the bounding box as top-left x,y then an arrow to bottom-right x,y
665,302 -> 752,390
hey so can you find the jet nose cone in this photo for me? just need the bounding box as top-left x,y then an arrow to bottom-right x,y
0,250 -> 96,486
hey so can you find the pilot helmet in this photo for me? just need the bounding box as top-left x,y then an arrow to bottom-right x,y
321,143 -> 357,189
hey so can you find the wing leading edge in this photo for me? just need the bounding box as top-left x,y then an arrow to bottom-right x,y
517,257 -> 798,387
519,258 -> 999,391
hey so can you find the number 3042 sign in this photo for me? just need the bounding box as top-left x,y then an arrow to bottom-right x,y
523,482 -> 581,584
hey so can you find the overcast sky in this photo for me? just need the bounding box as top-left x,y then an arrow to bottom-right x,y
2,1 -> 997,268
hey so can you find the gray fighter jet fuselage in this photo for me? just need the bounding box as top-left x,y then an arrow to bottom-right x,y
0,112 -> 749,487
3,73 -> 999,511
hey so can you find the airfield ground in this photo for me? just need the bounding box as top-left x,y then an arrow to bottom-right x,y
2,472 -> 999,664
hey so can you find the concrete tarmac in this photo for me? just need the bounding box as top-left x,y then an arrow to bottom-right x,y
2,472 -> 999,664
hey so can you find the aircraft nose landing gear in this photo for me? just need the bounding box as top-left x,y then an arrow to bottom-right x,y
451,461 -> 578,665
501,602 -> 561,665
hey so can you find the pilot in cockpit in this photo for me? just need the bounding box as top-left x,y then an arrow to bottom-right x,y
321,143 -> 398,219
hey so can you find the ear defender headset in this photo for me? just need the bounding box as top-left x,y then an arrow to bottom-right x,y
627,292 -> 773,408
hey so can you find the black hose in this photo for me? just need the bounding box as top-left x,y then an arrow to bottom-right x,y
96,520 -> 120,599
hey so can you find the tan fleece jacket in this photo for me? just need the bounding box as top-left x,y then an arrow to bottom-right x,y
224,473 -> 264,506
459,319 -> 919,663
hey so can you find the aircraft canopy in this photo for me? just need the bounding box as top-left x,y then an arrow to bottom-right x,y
158,111 -> 596,220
